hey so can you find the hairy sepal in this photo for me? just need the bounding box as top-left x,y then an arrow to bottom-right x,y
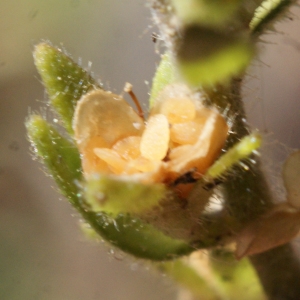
85,174 -> 166,216
205,133 -> 262,180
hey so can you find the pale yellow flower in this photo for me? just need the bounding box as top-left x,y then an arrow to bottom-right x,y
73,84 -> 228,189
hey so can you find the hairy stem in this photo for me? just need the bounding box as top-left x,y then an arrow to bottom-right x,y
208,79 -> 300,300
250,243 -> 300,299
205,79 -> 273,223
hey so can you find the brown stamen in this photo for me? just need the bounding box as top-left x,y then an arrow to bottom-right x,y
124,82 -> 144,120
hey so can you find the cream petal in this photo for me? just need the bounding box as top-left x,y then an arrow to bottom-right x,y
160,97 -> 196,124
140,114 -> 170,161
73,89 -> 145,151
151,83 -> 197,115
167,111 -> 228,178
116,163 -> 167,184
170,119 -> 205,145
94,148 -> 127,174
282,150 -> 300,209
112,136 -> 141,160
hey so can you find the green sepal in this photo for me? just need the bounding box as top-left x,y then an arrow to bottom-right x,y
149,53 -> 176,107
34,43 -> 98,134
177,26 -> 254,87
84,211 -> 193,261
85,175 -> 166,216
26,114 -> 82,205
205,133 -> 261,180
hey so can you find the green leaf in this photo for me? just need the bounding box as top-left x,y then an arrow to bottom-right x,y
26,114 -> 82,206
85,175 -> 166,216
177,26 -> 254,87
85,212 -> 193,261
34,43 -> 98,134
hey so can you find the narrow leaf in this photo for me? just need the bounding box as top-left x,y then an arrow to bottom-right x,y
34,43 -> 98,134
85,211 -> 193,261
26,114 -> 82,206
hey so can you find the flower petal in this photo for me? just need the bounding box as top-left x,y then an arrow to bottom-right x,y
167,111 -> 228,178
73,89 -> 145,150
151,83 -> 195,115
140,114 -> 170,161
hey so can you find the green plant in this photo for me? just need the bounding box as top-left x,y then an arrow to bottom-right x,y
26,1 -> 300,299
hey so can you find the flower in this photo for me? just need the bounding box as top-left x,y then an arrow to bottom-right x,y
73,83 -> 228,188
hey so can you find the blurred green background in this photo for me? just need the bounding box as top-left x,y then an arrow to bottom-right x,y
1,1 -> 300,300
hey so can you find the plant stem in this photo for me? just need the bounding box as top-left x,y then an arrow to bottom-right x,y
250,243 -> 300,299
207,74 -> 300,300
204,79 -> 273,223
